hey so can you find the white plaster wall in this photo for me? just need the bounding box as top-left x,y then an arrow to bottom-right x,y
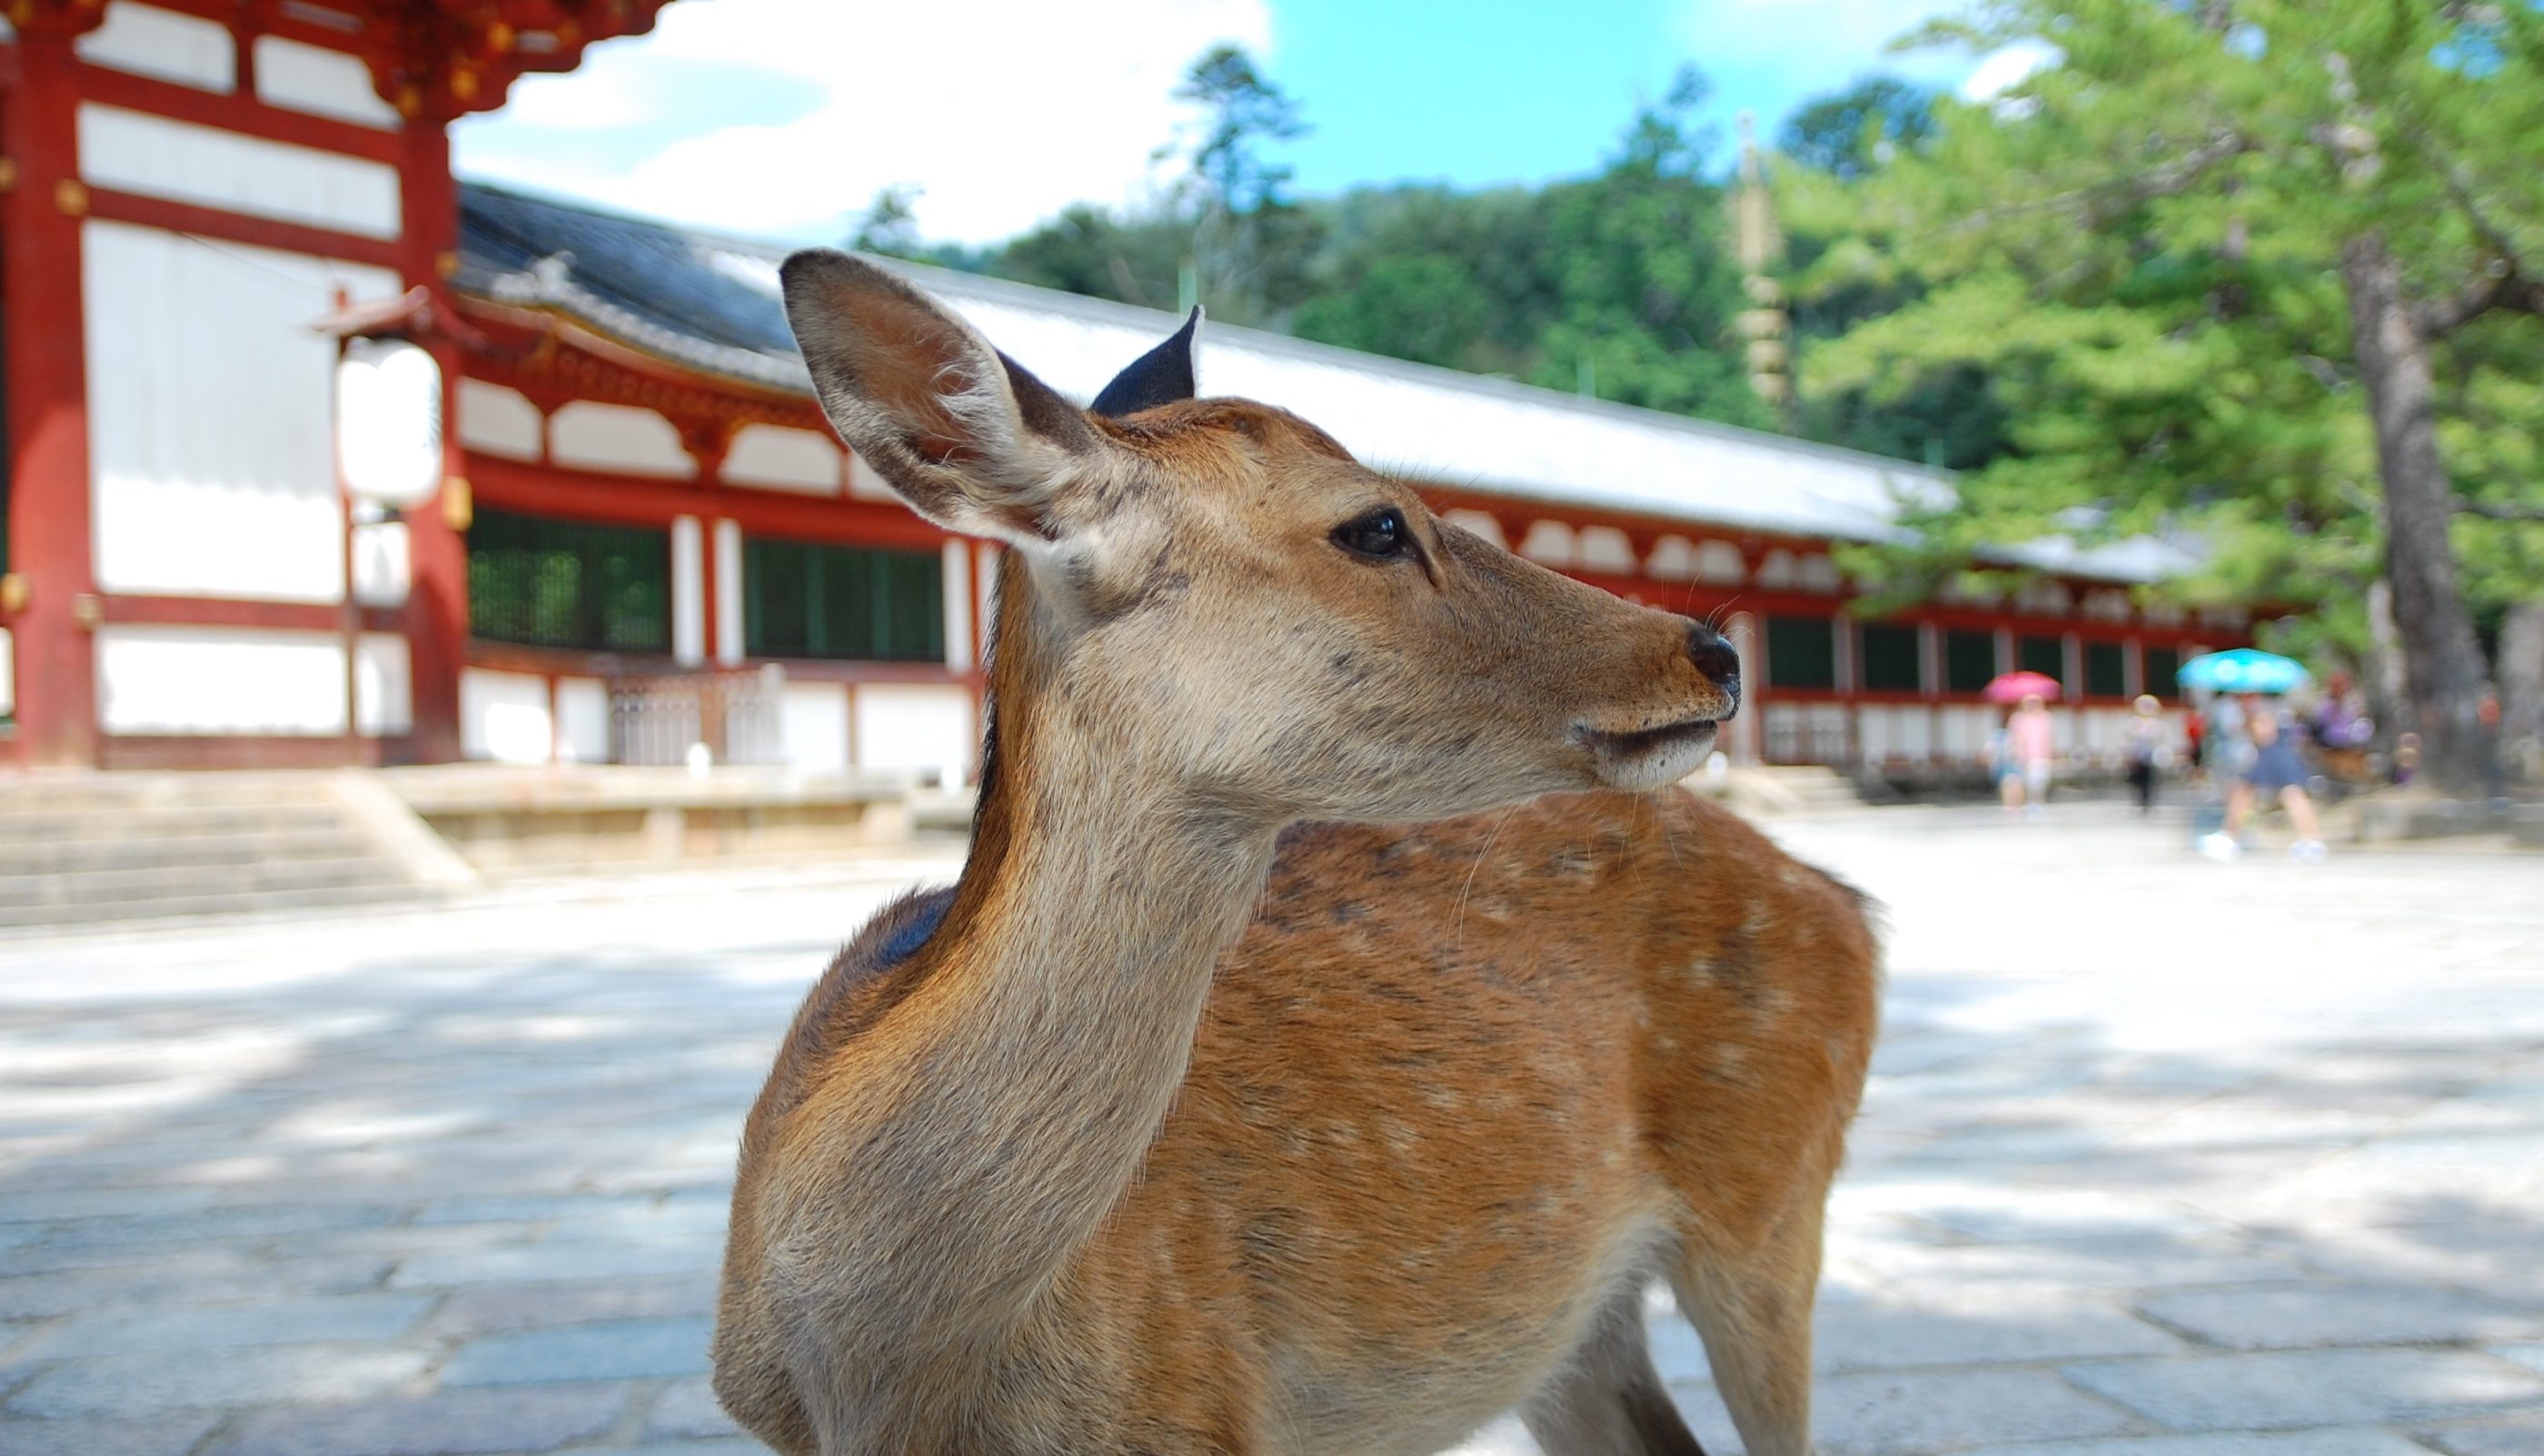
1575,525 -> 1635,575
941,540 -> 973,673
357,632 -> 412,736
0,629 -> 14,718
781,681 -> 851,773
1697,541 -> 1746,584
1857,707 -> 1889,762
461,668 -> 552,764
854,683 -> 973,783
549,401 -> 693,479
555,677 -> 611,764
1442,510 -> 1506,550
1517,520 -> 1575,567
352,520 -> 410,608
847,452 -> 899,501
1645,534 -> 1696,581
1892,707 -> 1934,758
671,516 -> 705,667
714,520 -> 745,667
76,3 -> 234,92
457,379 -> 543,461
97,626 -> 345,736
723,424 -> 840,493
84,221 -> 400,603
79,104 -> 402,241
253,35 -> 401,128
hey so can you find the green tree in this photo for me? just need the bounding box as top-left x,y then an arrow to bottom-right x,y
1777,75 -> 1935,180
1804,0 -> 2544,790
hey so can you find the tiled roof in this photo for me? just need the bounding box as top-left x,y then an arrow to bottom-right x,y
455,182 -> 2192,584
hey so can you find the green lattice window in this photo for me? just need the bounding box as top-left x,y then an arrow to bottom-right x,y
467,509 -> 671,654
2145,646 -> 2182,701
2019,634 -> 2065,684
744,538 -> 943,662
1944,629 -> 1998,693
1859,621 -> 1923,692
1766,616 -> 1837,690
2086,641 -> 2128,698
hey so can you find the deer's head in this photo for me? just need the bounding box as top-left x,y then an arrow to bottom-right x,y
784,252 -> 1739,825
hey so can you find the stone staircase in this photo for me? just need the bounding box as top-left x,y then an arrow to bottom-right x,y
1711,765 -> 1871,817
0,773 -> 471,933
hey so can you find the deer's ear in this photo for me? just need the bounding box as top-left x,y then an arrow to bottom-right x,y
781,250 -> 1098,545
1090,307 -> 1202,419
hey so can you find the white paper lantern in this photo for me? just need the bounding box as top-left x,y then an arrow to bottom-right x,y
336,338 -> 443,510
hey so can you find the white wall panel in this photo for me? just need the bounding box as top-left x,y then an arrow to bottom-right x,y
781,682 -> 850,773
555,677 -> 611,764
671,516 -> 706,667
941,540 -> 973,673
1517,520 -> 1575,567
714,520 -> 744,667
853,683 -> 972,783
457,379 -> 543,461
352,520 -> 410,607
84,221 -> 399,603
723,424 -> 840,493
253,35 -> 401,128
357,632 -> 411,736
0,629 -> 14,718
549,401 -> 693,478
461,668 -> 552,763
847,452 -> 899,501
97,627 -> 344,736
1893,707 -> 1934,758
1575,525 -> 1635,575
79,104 -> 402,241
77,4 -> 234,92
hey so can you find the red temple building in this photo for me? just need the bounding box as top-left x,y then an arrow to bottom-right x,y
0,0 -> 2247,782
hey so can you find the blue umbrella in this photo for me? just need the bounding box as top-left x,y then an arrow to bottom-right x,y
2179,648 -> 2310,695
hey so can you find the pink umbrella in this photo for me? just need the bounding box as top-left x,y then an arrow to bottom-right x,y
1983,670 -> 2060,704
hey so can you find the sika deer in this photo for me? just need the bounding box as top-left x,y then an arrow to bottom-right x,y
712,253 -> 1879,1456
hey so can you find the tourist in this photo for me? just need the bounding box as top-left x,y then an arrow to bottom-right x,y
2122,694 -> 2170,815
2201,692 -> 2327,861
2001,693 -> 2057,817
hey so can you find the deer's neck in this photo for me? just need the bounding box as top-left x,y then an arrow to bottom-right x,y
821,568 -> 1277,1368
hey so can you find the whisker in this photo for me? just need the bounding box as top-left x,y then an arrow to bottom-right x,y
1454,806 -> 1520,952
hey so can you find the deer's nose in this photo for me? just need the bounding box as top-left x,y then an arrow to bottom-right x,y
1684,622 -> 1742,706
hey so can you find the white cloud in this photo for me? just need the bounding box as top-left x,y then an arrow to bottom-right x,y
453,0 -> 1270,245
1958,38 -> 2062,101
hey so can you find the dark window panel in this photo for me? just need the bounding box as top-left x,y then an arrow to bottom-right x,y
1944,629 -> 1998,693
2019,634 -> 2064,683
2145,646 -> 2182,701
1859,621 -> 1923,693
466,509 -> 671,654
1766,616 -> 1838,690
745,537 -> 944,663
2086,641 -> 2128,698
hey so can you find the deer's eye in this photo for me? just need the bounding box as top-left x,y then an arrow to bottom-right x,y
1333,507 -> 1410,561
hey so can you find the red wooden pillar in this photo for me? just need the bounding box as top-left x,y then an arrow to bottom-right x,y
4,15 -> 106,768
398,123 -> 467,764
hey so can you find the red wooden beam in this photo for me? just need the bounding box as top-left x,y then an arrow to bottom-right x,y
465,452 -> 950,552
76,64 -> 406,164
84,186 -> 406,270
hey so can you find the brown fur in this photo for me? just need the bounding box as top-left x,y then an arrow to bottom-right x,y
713,253 -> 1879,1456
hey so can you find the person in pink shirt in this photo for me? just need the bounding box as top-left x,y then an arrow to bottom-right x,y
2000,693 -> 2058,816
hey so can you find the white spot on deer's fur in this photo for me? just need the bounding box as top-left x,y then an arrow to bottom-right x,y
1713,1044 -> 1754,1083
1421,1085 -> 1464,1111
1383,1119 -> 1419,1155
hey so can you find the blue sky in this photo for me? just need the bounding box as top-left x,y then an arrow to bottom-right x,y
452,0 -> 2011,248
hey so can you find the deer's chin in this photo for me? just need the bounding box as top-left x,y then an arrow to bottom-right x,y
1576,717 -> 1720,793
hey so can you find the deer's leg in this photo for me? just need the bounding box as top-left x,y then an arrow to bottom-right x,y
1519,1284 -> 1707,1456
1667,1206 -> 1824,1456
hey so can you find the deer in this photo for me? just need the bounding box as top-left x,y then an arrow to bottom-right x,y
711,252 -> 1880,1456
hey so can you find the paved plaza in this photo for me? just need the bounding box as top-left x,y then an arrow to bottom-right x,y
1,803 -> 2540,1456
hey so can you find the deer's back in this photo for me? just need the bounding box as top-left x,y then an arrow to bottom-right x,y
718,787 -> 1878,1454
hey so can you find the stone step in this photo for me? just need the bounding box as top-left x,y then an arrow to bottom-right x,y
0,879 -> 429,932
0,827 -> 382,878
0,804 -> 351,845
0,773 -> 342,815
0,856 -> 417,913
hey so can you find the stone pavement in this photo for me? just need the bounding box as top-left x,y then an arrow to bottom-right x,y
1,805 -> 2539,1456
